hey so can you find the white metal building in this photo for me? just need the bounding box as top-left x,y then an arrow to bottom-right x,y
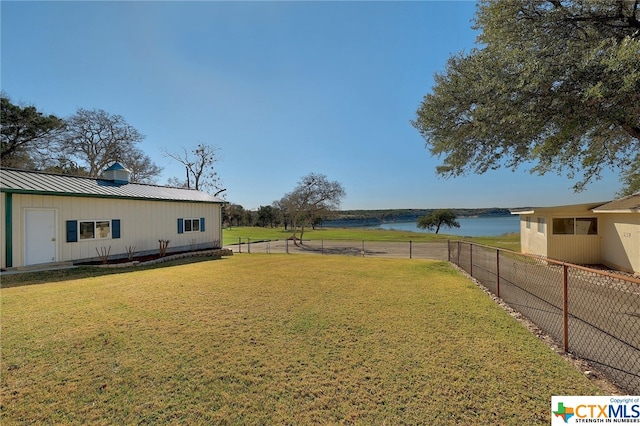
1,164 -> 225,270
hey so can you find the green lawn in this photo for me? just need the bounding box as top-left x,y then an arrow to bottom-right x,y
1,255 -> 600,424
223,226 -> 521,251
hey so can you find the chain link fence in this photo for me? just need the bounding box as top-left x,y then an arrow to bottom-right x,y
227,238 -> 449,260
449,240 -> 640,395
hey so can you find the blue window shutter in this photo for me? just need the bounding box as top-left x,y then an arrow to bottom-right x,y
177,218 -> 184,234
112,219 -> 121,239
200,217 -> 205,232
66,220 -> 78,242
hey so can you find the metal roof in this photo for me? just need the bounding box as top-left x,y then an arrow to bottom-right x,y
510,201 -> 607,215
0,168 -> 225,203
510,195 -> 640,215
592,193 -> 640,213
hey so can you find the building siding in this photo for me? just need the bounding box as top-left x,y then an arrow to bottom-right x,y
547,234 -> 601,264
600,213 -> 640,274
519,215 -> 548,257
514,202 -> 639,274
547,214 -> 601,265
4,193 -> 222,268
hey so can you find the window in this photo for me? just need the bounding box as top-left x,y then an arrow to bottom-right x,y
66,219 -> 120,242
576,218 -> 598,235
553,217 -> 598,235
537,217 -> 545,234
79,220 -> 111,240
184,218 -> 199,233
552,218 -> 574,235
80,221 -> 95,239
177,218 -> 205,234
526,217 -> 531,230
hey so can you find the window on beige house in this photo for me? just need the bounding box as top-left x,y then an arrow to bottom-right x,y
552,217 -> 597,235
553,218 -> 574,235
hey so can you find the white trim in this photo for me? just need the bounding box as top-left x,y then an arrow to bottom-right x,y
183,217 -> 201,233
592,209 -> 639,214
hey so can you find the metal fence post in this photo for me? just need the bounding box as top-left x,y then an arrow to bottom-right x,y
447,240 -> 450,262
469,243 -> 473,277
321,239 -> 324,255
496,249 -> 500,298
238,237 -> 241,253
409,240 -> 412,259
362,240 -> 365,257
248,238 -> 251,254
286,238 -> 289,254
457,241 -> 461,266
563,264 -> 569,353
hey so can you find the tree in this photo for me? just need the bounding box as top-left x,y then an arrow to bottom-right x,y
60,108 -> 161,182
243,210 -> 257,227
280,173 -> 345,244
617,153 -> 640,197
270,203 -> 283,228
417,210 -> 460,234
126,147 -> 162,184
41,158 -> 88,176
271,200 -> 288,230
0,95 -> 66,169
163,143 -> 221,192
412,0 -> 640,193
224,204 -> 245,227
257,205 -> 277,227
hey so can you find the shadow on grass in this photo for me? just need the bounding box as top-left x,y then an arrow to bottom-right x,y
0,256 -> 227,289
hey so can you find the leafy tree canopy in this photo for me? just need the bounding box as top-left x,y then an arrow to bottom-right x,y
0,95 -> 65,169
412,0 -> 640,193
417,209 -> 460,234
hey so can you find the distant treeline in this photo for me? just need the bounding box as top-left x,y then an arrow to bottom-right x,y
324,208 -> 512,228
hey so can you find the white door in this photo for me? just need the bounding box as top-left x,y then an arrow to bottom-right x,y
25,209 -> 58,265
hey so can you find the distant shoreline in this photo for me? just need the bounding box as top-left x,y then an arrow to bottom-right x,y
324,208 -> 514,228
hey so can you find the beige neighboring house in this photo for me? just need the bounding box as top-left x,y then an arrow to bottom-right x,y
1,163 -> 225,270
511,193 -> 640,275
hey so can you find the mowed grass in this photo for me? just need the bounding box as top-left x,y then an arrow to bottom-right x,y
223,226 -> 521,251
1,255 -> 601,424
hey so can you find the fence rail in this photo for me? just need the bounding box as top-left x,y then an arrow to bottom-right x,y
226,238 -> 640,394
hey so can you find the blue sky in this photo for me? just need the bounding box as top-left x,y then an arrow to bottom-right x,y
1,1 -> 621,210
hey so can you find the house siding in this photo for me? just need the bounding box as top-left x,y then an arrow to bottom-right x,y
600,213 -> 640,274
519,215 -> 548,257
4,193 -> 222,268
547,214 -> 601,265
547,234 -> 601,264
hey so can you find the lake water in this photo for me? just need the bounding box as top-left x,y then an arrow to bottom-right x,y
372,215 -> 520,237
